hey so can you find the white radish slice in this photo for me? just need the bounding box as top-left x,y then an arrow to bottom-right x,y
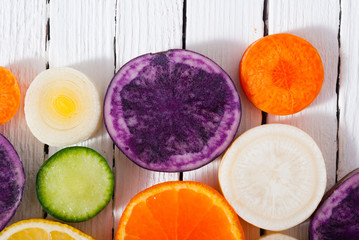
218,124 -> 326,231
259,233 -> 298,240
25,67 -> 101,147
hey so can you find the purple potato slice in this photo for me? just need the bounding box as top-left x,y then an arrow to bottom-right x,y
310,168 -> 359,240
0,134 -> 25,230
104,49 -> 241,172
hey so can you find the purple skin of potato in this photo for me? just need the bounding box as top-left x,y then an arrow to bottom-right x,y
104,49 -> 241,172
310,168 -> 359,240
0,134 -> 25,231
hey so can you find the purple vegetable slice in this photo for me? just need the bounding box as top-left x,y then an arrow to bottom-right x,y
104,49 -> 241,172
310,168 -> 359,240
0,134 -> 25,231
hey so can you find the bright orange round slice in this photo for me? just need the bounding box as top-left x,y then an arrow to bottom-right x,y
116,181 -> 244,240
240,33 -> 324,115
0,218 -> 94,239
0,67 -> 21,125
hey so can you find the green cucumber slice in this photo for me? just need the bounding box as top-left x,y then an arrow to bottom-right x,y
36,146 -> 114,222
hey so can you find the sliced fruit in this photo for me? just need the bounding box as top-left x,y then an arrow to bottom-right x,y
218,124 -> 327,231
240,33 -> 324,115
36,146 -> 114,222
310,168 -> 359,240
0,134 -> 25,231
104,49 -> 241,172
0,218 -> 94,239
116,181 -> 244,240
25,67 -> 101,147
259,233 -> 298,240
0,67 -> 21,125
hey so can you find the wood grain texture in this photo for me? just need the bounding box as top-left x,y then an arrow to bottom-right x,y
0,0 -> 47,226
113,0 -> 183,234
47,0 -> 115,239
183,0 -> 264,239
266,0 -> 340,238
338,0 -> 359,180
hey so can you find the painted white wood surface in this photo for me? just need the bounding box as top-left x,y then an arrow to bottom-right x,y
183,0 -> 264,239
266,0 -> 340,238
338,0 -> 359,180
0,1 -> 353,240
46,1 -> 115,239
0,0 -> 47,224
113,0 -> 183,234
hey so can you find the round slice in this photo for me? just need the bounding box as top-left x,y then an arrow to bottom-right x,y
240,33 -> 324,115
25,67 -> 101,147
36,146 -> 114,222
116,181 -> 244,240
0,134 -> 25,231
0,219 -> 94,239
104,49 -> 241,172
259,233 -> 298,240
219,124 -> 327,231
310,168 -> 359,240
0,66 -> 21,125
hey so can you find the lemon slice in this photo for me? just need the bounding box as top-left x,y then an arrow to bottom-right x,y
25,68 -> 101,147
219,124 -> 326,231
0,219 -> 94,239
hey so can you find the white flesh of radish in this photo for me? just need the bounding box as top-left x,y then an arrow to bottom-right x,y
219,124 -> 326,231
25,68 -> 101,147
259,233 -> 298,240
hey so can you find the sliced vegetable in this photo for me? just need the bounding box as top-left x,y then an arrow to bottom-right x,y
25,67 -> 101,147
0,134 -> 25,231
116,181 -> 244,240
259,233 -> 298,240
36,147 -> 114,222
240,33 -> 324,115
218,124 -> 327,231
104,49 -> 241,172
0,66 -> 21,125
310,168 -> 359,240
0,219 -> 94,239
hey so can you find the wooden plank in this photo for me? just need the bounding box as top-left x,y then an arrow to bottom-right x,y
183,0 -> 264,239
0,0 -> 47,226
338,0 -> 359,180
47,1 -> 115,239
266,0 -> 340,238
113,0 -> 183,234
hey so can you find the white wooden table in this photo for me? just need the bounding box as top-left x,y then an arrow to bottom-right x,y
0,0 -> 356,239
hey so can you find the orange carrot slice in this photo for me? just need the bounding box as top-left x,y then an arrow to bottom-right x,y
240,33 -> 324,115
0,67 -> 21,124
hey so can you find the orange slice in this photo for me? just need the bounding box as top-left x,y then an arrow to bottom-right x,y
0,67 -> 21,125
240,33 -> 324,115
0,219 -> 94,240
116,181 -> 244,240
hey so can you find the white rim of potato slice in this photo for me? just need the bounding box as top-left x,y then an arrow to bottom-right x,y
25,67 -> 101,147
219,124 -> 326,231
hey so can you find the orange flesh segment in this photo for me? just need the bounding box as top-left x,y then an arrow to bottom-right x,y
177,188 -> 214,239
0,67 -> 21,124
240,33 -> 324,115
117,182 -> 244,240
146,190 -> 178,240
125,201 -> 168,239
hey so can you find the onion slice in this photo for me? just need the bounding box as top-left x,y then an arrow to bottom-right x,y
25,67 -> 101,147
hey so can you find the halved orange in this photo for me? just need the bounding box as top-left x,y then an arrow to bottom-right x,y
116,181 -> 244,240
0,219 -> 94,240
0,67 -> 21,125
240,33 -> 324,115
